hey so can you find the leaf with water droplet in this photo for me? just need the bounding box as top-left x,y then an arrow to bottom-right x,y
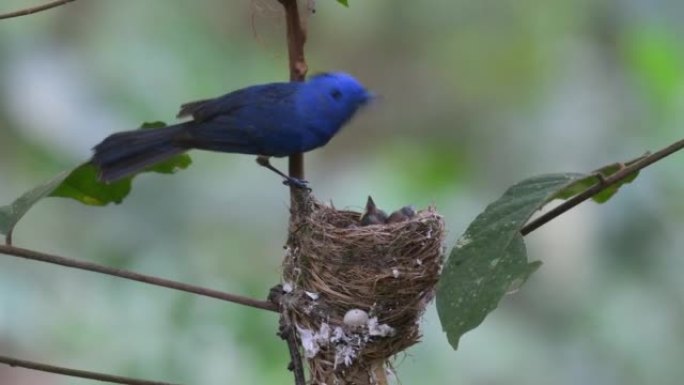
436,173 -> 586,349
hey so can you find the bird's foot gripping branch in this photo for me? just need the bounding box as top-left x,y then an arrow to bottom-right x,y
256,155 -> 310,190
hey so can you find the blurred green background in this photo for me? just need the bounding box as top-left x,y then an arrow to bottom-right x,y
1,0 -> 684,384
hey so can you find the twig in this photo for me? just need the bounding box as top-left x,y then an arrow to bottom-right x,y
278,0 -> 308,189
522,137 -> 684,235
0,0 -> 75,20
269,285 -> 306,385
279,311 -> 307,385
278,0 -> 308,83
0,354 -> 180,385
0,244 -> 278,312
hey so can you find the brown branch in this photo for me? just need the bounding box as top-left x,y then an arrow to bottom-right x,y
278,0 -> 308,189
276,2 -> 308,384
0,354 -> 180,385
278,310 -> 307,385
0,244 -> 278,312
278,0 -> 308,83
522,137 -> 684,235
0,0 -> 76,20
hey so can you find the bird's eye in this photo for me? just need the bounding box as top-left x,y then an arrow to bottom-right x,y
330,89 -> 343,101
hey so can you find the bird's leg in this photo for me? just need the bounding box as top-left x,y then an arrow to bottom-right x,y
256,156 -> 309,189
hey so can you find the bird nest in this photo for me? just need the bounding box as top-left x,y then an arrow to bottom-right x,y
281,196 -> 445,385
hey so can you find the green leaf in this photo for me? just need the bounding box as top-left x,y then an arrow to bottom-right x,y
49,163 -> 132,205
592,166 -> 639,204
552,174 -> 596,200
0,121 -> 192,238
336,0 -> 349,7
137,121 -> 193,175
140,121 -> 167,130
436,173 -> 586,349
146,152 -> 192,175
554,157 -> 643,204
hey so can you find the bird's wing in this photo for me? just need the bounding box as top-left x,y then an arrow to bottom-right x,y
176,83 -> 298,122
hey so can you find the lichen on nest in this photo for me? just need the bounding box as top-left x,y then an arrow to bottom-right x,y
280,196 -> 445,384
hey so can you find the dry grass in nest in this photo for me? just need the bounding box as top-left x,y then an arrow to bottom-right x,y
281,197 -> 445,384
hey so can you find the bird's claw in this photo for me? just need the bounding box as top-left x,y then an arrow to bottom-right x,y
283,177 -> 311,190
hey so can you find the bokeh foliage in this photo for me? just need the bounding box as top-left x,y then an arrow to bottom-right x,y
1,1 -> 684,384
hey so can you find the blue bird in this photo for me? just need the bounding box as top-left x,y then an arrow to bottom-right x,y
91,72 -> 372,187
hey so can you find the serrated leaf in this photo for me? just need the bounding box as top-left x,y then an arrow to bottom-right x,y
0,121 -> 192,238
436,173 -> 586,349
336,0 -> 349,7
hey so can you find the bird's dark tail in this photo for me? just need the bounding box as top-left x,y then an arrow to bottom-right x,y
91,124 -> 188,183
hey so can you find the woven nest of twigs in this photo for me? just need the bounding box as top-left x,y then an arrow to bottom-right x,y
281,196 -> 445,385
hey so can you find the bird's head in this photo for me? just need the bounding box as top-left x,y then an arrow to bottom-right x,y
304,72 -> 373,127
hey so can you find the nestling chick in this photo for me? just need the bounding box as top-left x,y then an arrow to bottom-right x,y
386,206 -> 416,224
360,196 -> 388,226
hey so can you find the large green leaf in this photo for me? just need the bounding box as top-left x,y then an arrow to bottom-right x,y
0,122 -> 191,239
336,0 -> 349,7
436,173 -> 586,349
